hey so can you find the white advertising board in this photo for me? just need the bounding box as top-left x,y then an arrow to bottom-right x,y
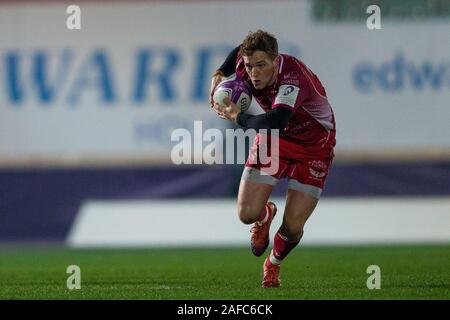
0,1 -> 449,163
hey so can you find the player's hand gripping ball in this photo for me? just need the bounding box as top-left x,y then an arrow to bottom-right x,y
213,77 -> 252,112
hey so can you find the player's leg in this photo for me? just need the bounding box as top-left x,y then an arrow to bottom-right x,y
238,168 -> 279,256
270,153 -> 333,266
262,188 -> 319,288
239,131 -> 287,257
262,153 -> 332,288
272,188 -> 319,261
237,131 -> 280,225
237,172 -> 274,224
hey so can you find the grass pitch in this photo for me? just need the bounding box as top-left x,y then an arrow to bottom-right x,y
0,245 -> 449,299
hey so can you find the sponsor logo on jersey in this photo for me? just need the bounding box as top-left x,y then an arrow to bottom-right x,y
282,79 -> 300,86
274,85 -> 299,107
283,86 -> 294,96
283,71 -> 300,81
308,160 -> 327,179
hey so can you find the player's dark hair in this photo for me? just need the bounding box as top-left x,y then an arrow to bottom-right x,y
240,30 -> 278,60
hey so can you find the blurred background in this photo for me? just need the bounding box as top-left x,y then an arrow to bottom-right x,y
1,0 -> 449,248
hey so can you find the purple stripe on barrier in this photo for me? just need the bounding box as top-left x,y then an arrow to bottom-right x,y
0,165 -> 236,242
322,161 -> 450,197
0,161 -> 449,242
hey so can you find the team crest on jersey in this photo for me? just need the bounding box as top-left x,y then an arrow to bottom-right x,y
282,72 -> 300,86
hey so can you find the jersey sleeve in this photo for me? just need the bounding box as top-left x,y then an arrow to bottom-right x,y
218,46 -> 240,77
273,69 -> 310,111
235,51 -> 249,80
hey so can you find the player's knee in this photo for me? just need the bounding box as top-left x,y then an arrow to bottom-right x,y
237,204 -> 258,224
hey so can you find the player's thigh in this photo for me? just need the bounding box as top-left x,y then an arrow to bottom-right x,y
281,188 -> 319,237
282,153 -> 332,235
237,178 -> 274,223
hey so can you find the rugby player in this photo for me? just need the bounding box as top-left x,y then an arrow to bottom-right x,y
210,30 -> 336,288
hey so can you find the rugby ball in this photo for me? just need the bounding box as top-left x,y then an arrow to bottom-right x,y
213,77 -> 252,112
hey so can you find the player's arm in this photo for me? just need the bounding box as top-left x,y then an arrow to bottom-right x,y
236,82 -> 305,131
236,108 -> 294,131
209,46 -> 240,108
217,46 -> 240,77
213,96 -> 293,131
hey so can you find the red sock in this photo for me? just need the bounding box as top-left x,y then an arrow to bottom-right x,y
270,231 -> 301,264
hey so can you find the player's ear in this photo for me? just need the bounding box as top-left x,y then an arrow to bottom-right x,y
273,55 -> 281,68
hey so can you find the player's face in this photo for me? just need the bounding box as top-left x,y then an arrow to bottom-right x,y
243,51 -> 279,90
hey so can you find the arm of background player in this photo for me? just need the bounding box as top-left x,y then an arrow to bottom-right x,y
217,46 -> 240,77
236,108 -> 294,131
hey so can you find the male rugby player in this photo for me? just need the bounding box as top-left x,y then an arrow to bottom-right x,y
210,30 -> 336,288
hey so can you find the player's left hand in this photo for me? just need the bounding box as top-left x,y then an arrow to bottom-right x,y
213,97 -> 240,123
